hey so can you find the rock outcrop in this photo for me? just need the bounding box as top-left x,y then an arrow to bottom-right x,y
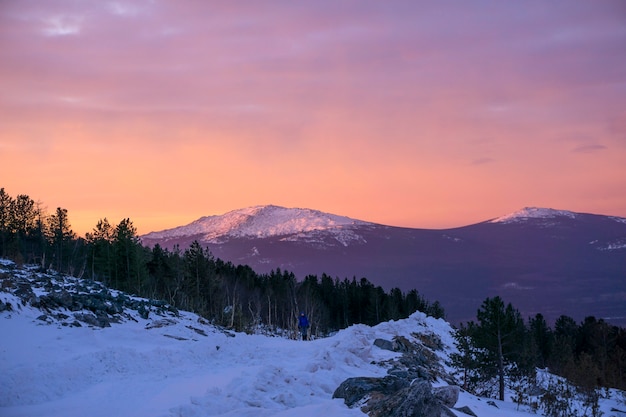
334,334 -> 462,417
1,264 -> 179,328
334,377 -> 457,417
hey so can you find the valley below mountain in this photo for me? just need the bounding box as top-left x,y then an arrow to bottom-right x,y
142,206 -> 626,326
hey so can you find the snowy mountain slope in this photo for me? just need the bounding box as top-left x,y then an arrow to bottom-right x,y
141,205 -> 373,246
2,260 -> 625,417
489,207 -> 580,224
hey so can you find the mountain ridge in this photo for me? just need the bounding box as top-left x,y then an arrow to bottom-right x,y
142,204 -> 372,244
488,207 -> 580,223
143,205 -> 626,241
140,205 -> 626,326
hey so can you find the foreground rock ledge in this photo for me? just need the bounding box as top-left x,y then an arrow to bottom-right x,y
333,377 -> 458,417
333,334 -> 466,417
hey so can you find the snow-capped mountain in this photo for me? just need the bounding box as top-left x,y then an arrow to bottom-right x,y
142,205 -> 373,247
489,207 -> 579,224
142,206 -> 626,327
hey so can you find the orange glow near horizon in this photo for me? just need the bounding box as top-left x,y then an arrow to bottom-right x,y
1,2 -> 625,236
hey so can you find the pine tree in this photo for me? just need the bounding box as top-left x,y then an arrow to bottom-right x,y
472,296 -> 528,401
529,313 -> 553,368
47,207 -> 76,273
183,240 -> 215,315
85,218 -> 114,284
112,218 -> 145,293
451,322 -> 482,392
0,188 -> 14,257
549,315 -> 577,375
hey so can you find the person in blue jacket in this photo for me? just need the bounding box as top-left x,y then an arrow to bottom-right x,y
298,312 -> 309,340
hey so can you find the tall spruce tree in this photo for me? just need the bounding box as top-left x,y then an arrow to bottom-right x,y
85,218 -> 114,284
529,313 -> 553,368
183,241 -> 215,315
11,194 -> 38,262
47,207 -> 75,273
0,188 -> 14,257
549,315 -> 578,375
113,218 -> 145,293
451,322 -> 483,392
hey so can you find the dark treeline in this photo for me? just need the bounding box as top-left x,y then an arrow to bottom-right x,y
453,296 -> 626,414
536,314 -> 626,392
0,188 -> 444,336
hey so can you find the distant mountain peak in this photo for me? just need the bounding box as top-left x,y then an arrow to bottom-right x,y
142,205 -> 372,243
489,207 -> 578,224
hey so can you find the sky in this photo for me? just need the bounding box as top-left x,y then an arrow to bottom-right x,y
1,1 -> 625,236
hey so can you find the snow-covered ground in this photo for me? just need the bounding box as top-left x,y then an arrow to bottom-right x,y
1,260 -> 625,417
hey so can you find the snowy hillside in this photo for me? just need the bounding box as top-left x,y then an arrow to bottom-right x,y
2,260 -> 625,417
489,207 -> 580,224
142,205 -> 372,242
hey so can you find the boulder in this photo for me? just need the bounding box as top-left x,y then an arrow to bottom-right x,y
335,375 -> 460,417
333,376 -> 409,407
433,385 -> 460,408
80,294 -> 108,313
392,335 -> 415,353
74,312 -> 111,328
366,380 -> 455,417
52,290 -> 74,309
374,338 -> 394,352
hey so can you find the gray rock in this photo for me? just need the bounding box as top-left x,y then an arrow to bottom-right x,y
455,405 -> 478,416
74,312 -> 111,328
374,338 -> 394,351
146,318 -> 177,329
81,294 -> 108,312
51,290 -> 74,309
388,369 -> 409,378
433,385 -> 460,408
392,335 -> 415,353
335,376 -> 460,417
367,380 -> 444,417
333,376 -> 409,407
